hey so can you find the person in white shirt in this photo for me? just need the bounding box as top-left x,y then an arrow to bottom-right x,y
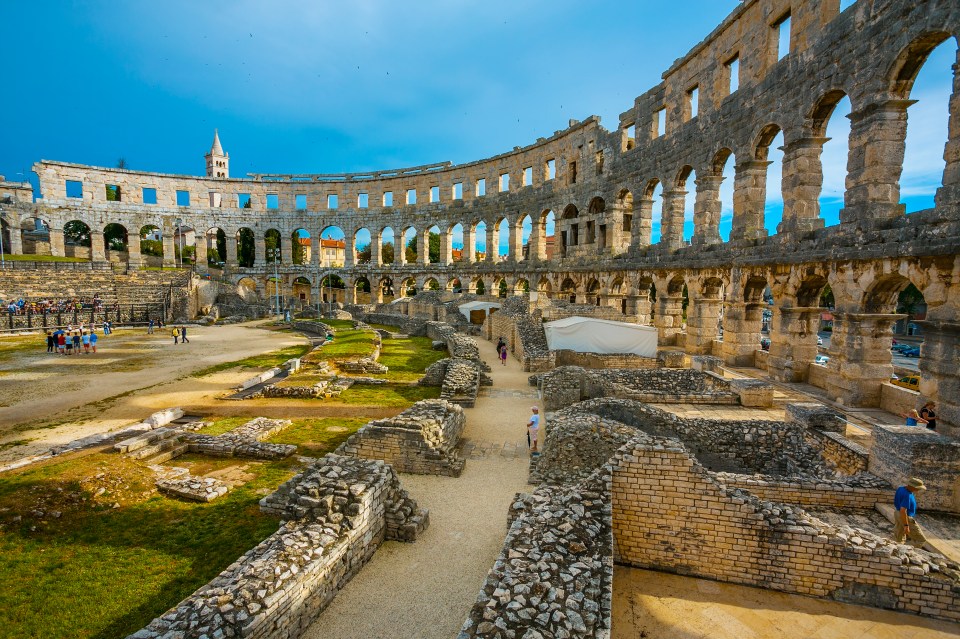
527,406 -> 540,454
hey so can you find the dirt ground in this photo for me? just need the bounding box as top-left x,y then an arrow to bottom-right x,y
0,322 -> 313,462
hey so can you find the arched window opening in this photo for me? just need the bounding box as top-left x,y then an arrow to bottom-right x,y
237,228 -> 255,267
264,228 -> 282,263
320,226 -> 345,267
381,226 -> 396,264
292,229 -> 311,265
354,228 -> 372,264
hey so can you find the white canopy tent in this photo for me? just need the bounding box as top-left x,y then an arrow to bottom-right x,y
543,316 -> 658,357
458,300 -> 501,321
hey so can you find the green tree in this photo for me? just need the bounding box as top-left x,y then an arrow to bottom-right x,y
140,239 -> 164,257
105,185 -> 121,201
243,197 -> 253,209
819,284 -> 834,308
103,224 -> 127,251
897,283 -> 924,318
64,220 -> 91,247
406,236 -> 418,263
475,280 -> 485,295
356,243 -> 371,264
265,230 -> 281,262
216,229 -> 227,264
429,232 -> 440,263
292,237 -> 306,264
207,247 -> 221,265
238,229 -> 255,267
381,242 -> 394,264
116,158 -> 128,169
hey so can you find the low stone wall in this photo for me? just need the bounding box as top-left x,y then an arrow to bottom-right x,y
185,417 -> 297,460
553,349 -> 658,369
439,359 -> 482,408
426,321 -> 482,362
869,425 -> 960,514
713,473 -> 889,510
807,361 -> 830,390
612,439 -> 960,624
343,309 -> 430,336
880,381 -> 920,417
336,399 -> 466,476
129,455 -> 428,639
484,297 -> 554,372
458,469 -> 612,638
156,475 -> 231,502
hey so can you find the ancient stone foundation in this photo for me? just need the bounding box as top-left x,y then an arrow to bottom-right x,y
336,399 -> 467,476
129,455 -> 427,639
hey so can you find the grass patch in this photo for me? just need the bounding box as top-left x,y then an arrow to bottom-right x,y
334,383 -> 440,407
194,416 -> 251,436
0,254 -> 88,263
376,335 -> 445,382
367,323 -> 403,332
0,335 -> 45,362
320,319 -> 356,330
0,439 -> 31,451
190,344 -> 311,378
267,417 -> 368,456
0,449 -> 297,639
302,329 -> 376,362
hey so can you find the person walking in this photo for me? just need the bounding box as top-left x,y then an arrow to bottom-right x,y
172,326 -> 179,345
46,330 -> 54,354
893,478 -> 928,547
499,342 -> 508,366
919,401 -> 937,431
527,406 -> 541,455
180,325 -> 189,344
148,319 -> 154,334
89,329 -> 98,353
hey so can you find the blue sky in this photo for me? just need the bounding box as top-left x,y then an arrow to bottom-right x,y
2,1 -> 954,253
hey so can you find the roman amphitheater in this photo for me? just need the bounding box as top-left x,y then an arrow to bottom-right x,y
1,0 -> 960,637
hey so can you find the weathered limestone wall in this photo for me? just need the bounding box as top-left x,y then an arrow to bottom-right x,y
880,382 -> 920,418
612,440 -> 960,624
129,455 -> 428,639
869,425 -> 960,514
335,399 -> 467,477
713,473 -> 888,510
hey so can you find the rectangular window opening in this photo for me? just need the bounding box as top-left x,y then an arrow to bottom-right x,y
546,158 -> 556,181
430,185 -> 439,203
623,124 -> 636,151
406,189 -> 416,205
499,173 -> 510,192
476,178 -> 486,197
295,194 -> 307,210
687,86 -> 699,120
452,182 -> 463,199
209,191 -> 222,207
569,161 -> 577,185
654,109 -> 666,138
358,193 -> 369,208
523,166 -> 533,187
65,180 -> 83,199
775,13 -> 791,61
327,193 -> 338,209
105,184 -> 121,202
726,55 -> 740,95
142,187 -> 157,205
383,191 -> 393,207
176,190 -> 190,207
238,193 -> 252,208
266,194 -> 279,210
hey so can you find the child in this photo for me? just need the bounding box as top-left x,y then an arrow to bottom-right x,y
172,327 -> 179,345
81,330 -> 91,354
499,343 -> 508,366
89,330 -> 98,353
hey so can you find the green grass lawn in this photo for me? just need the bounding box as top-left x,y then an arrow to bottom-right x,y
334,383 -> 440,407
190,344 -> 312,378
375,335 -> 446,382
321,319 -> 356,330
366,323 -> 403,332
0,452 -> 291,639
302,328 -> 376,362
0,411 -> 367,639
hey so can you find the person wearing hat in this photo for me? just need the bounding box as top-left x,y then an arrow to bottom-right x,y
527,406 -> 540,455
893,477 -> 928,547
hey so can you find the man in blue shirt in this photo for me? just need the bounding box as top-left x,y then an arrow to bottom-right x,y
893,477 -> 928,547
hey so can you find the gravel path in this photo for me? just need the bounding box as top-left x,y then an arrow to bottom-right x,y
302,335 -> 539,639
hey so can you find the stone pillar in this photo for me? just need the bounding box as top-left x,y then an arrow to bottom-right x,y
396,235 -> 407,265
225,235 -> 238,272
280,230 -> 293,265
90,232 -> 106,262
194,234 -> 207,273
343,285 -> 356,304
766,306 -> 821,381
440,229 -> 452,265
462,227 -> 475,263
344,235 -> 354,267
416,232 -> 427,265
371,230 -> 382,266
127,236 -> 142,270
634,197 -> 654,248
309,235 -> 320,268
691,176 -> 723,246
935,51 -> 960,208
659,190 -> 686,250
162,230 -> 176,267
635,288 -> 653,325
842,99 -> 913,226
48,229 -> 65,257
508,220 -> 522,262
731,160 -> 771,242
916,320 -> 960,437
485,225 -> 495,262
720,302 -> 765,367
779,137 -> 828,235
685,296 -> 722,355
255,236 -> 266,267
823,312 -> 904,406
654,295 -> 685,345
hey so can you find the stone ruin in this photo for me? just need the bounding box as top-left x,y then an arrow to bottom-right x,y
335,399 -> 467,477
128,455 -> 428,639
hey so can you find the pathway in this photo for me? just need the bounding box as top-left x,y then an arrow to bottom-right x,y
302,335 -> 538,639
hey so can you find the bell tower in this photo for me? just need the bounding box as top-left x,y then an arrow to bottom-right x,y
205,129 -> 229,178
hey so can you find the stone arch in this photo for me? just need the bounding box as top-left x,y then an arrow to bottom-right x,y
560,277 -> 577,303
63,219 -> 92,260
709,148 -> 736,242
380,226 -> 396,265
237,227 -> 255,267
401,225 -> 417,265
378,276 -> 395,302
139,224 -> 164,264
401,277 -> 417,297
425,224 -> 441,264
449,222 -> 464,262
354,227 -> 372,264
889,31 -> 955,99
513,278 -> 529,295
319,226 -> 346,267
447,277 -> 463,293
615,189 -> 634,251
354,276 -> 372,303
205,226 -> 227,268
237,277 -> 258,295
423,277 -> 440,291
103,222 -> 129,262
493,217 -> 509,261
16,215 -> 51,257
537,276 -> 553,295
470,277 -> 486,296
518,214 -> 533,261
292,276 -> 312,303
291,228 -> 311,265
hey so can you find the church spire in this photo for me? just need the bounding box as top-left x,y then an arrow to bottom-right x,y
205,129 -> 229,178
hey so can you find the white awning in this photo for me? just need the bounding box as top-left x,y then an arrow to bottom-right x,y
458,301 -> 501,318
543,316 -> 658,357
